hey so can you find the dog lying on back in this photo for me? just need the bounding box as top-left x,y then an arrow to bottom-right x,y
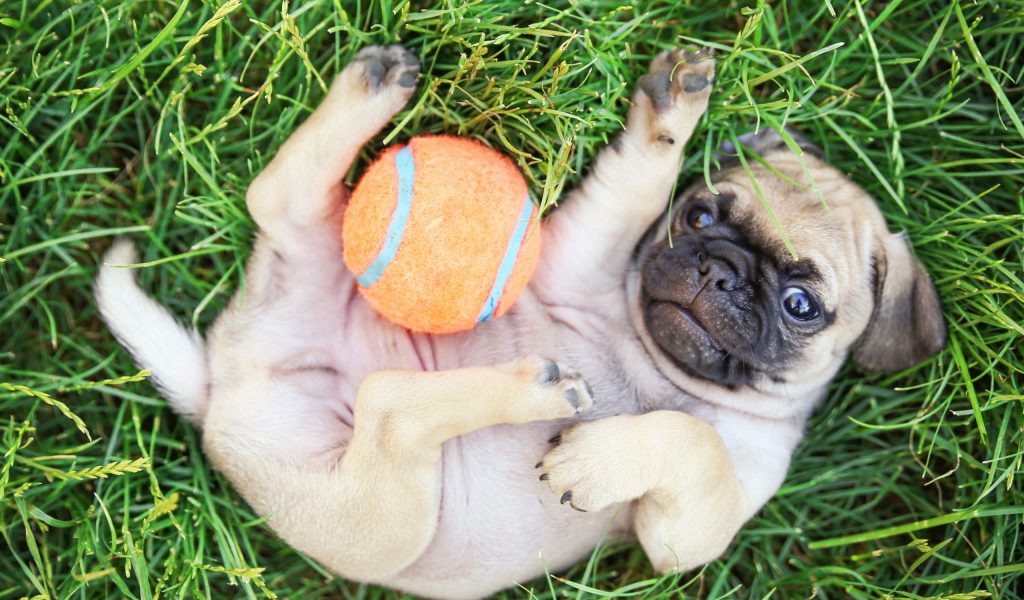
96,45 -> 945,598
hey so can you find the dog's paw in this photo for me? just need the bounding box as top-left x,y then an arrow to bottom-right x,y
633,47 -> 715,147
338,45 -> 420,114
638,47 -> 715,112
501,356 -> 595,422
537,416 -> 651,512
353,44 -> 420,91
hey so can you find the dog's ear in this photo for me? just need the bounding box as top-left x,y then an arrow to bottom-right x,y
852,233 -> 946,372
715,128 -> 824,173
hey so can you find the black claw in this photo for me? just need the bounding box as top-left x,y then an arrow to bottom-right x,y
539,360 -> 560,384
570,503 -> 587,513
548,434 -> 562,445
657,134 -> 676,145
679,47 -> 714,64
560,491 -> 573,505
539,473 -> 549,481
534,461 -> 544,469
563,387 -> 580,409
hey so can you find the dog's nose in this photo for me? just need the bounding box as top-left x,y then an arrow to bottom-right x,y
699,240 -> 754,291
698,258 -> 742,290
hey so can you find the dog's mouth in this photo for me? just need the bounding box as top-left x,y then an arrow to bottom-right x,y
644,299 -> 721,351
640,285 -> 758,389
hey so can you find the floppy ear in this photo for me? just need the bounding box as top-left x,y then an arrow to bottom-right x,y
852,233 -> 947,372
716,128 -> 825,166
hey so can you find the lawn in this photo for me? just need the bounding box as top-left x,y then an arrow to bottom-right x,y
1,0 -> 1022,598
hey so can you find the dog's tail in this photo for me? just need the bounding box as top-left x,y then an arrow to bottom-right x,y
94,239 -> 209,425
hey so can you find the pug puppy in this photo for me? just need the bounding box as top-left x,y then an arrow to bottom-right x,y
95,44 -> 945,599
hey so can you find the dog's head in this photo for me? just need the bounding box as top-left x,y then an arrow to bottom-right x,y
630,130 -> 946,417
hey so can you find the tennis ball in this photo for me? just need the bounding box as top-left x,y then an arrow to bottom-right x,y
342,135 -> 542,334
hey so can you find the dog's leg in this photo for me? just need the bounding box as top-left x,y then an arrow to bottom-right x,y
537,411 -> 752,573
245,45 -> 420,261
537,49 -> 714,296
205,357 -> 593,583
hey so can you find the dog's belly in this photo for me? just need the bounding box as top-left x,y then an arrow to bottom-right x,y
384,424 -> 633,598
323,288 -> 642,595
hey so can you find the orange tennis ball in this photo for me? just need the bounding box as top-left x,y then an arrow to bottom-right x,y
342,135 -> 542,334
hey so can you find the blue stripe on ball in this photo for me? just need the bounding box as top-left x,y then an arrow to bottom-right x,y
477,194 -> 534,323
356,145 -> 415,288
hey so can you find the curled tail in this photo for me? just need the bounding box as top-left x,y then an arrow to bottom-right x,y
94,239 -> 209,425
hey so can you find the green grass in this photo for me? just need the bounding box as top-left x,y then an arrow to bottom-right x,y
1,0 -> 1022,598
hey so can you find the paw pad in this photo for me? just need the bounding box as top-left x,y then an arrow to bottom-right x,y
681,73 -> 709,93
538,360 -> 561,384
353,44 -> 421,92
639,46 -> 717,114
531,358 -> 595,415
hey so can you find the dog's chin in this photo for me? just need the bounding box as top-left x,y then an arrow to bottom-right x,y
642,298 -> 752,389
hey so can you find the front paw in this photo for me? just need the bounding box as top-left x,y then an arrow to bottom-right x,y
352,45 -> 420,91
632,47 -> 715,146
488,356 -> 596,425
639,47 -> 715,112
537,416 -> 651,512
339,45 -> 421,114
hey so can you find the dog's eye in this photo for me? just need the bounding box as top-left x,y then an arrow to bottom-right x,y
687,206 -> 714,229
781,287 -> 820,321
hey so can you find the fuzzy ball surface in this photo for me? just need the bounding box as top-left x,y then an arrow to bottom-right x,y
342,135 -> 542,334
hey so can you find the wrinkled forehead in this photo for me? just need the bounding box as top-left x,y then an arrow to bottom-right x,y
704,150 -> 883,250
682,151 -> 885,305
